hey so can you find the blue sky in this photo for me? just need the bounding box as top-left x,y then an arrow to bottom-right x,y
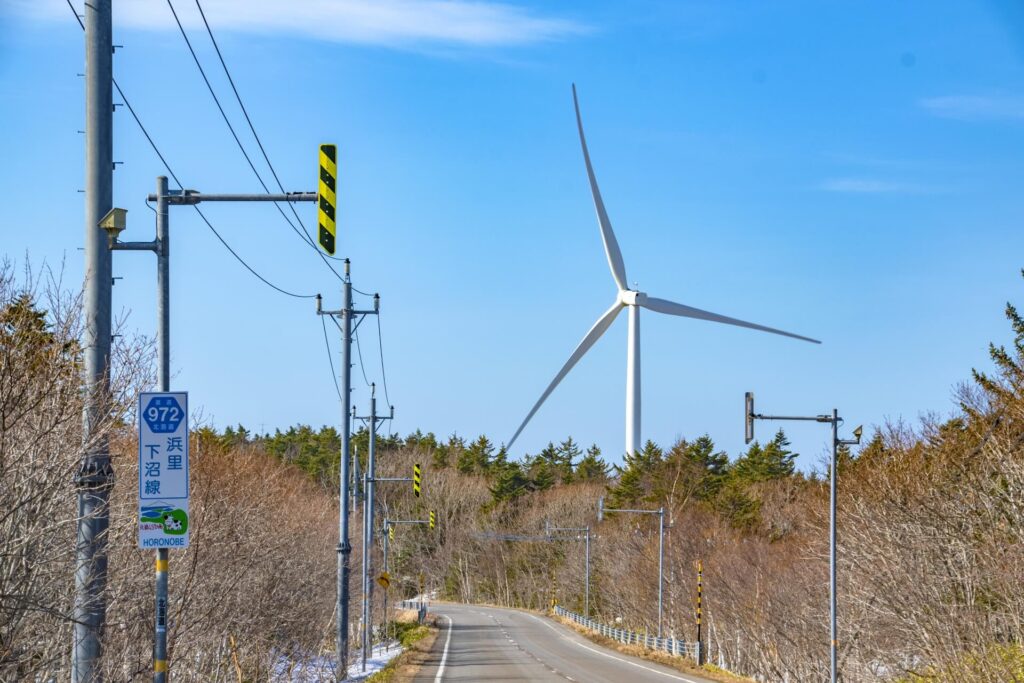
2,0 -> 1023,471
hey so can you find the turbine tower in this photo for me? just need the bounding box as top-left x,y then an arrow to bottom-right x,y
508,85 -> 821,456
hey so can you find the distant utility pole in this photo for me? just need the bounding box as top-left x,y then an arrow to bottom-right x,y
75,0 -> 114,679
544,521 -> 591,617
744,392 -> 861,683
354,385 -> 394,672
695,559 -> 703,666
317,268 -> 379,678
597,497 -> 665,637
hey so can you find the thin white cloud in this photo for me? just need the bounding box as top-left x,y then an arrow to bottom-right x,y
11,0 -> 588,48
920,94 -> 1024,121
818,178 -> 931,194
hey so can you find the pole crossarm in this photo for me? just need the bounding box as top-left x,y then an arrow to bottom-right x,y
752,413 -> 834,423
603,507 -> 661,515
474,532 -> 556,542
112,240 -> 159,252
389,519 -> 429,526
372,477 -> 412,483
147,190 -> 317,204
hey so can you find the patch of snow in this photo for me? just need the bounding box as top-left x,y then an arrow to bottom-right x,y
271,642 -> 403,682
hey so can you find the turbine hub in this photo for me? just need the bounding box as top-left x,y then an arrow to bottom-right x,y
618,290 -> 644,306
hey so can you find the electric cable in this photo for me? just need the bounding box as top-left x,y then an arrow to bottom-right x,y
376,314 -> 392,408
66,0 -> 317,300
193,0 -> 346,264
321,314 -> 343,401
166,0 -> 343,281
352,324 -> 373,388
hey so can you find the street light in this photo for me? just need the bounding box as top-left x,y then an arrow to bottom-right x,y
744,392 -> 861,683
596,496 -> 666,637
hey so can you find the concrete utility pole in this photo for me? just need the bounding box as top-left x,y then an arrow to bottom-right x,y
355,386 -> 393,672
317,271 -> 379,679
75,1 -> 114,679
744,392 -> 861,683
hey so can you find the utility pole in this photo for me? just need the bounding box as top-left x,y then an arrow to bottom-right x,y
744,392 -> 861,683
110,182 -> 314,681
545,522 -> 591,617
75,0 -> 114,679
597,498 -> 666,637
100,176 -> 175,681
355,385 -> 393,672
317,271 -> 379,678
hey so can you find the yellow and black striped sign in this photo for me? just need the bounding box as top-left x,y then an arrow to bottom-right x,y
318,144 -> 337,255
388,525 -> 394,542
429,510 -> 436,530
413,463 -> 422,498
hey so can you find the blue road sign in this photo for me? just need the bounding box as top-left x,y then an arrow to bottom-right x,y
143,395 -> 185,434
138,392 -> 190,549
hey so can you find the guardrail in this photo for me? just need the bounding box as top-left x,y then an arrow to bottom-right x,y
553,605 -> 700,661
398,598 -> 428,623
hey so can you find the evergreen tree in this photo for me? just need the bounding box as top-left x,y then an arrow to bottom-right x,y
730,430 -> 796,483
554,437 -> 582,484
457,435 -> 494,475
662,435 -> 729,502
608,440 -> 664,507
575,445 -> 610,483
973,271 -> 1024,403
489,460 -> 530,502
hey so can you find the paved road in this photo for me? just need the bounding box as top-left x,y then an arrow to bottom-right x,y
414,603 -> 715,683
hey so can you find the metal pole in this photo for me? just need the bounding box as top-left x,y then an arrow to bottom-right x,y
74,0 -> 114,679
830,408 -> 838,683
383,522 -> 389,648
337,261 -> 353,678
584,527 -> 590,618
154,176 -> 170,683
360,472 -> 369,673
657,508 -> 664,638
696,560 -> 703,666
361,387 -> 377,672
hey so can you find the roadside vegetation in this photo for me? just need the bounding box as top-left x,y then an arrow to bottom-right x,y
3,259 -> 1023,681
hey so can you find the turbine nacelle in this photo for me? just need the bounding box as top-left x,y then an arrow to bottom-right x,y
618,290 -> 643,306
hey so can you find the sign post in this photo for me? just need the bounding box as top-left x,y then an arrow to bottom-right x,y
138,392 -> 191,550
138,391 -> 189,682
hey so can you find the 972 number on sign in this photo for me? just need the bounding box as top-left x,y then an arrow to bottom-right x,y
147,405 -> 180,423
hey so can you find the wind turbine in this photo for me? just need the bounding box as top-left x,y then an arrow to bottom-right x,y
507,85 -> 821,456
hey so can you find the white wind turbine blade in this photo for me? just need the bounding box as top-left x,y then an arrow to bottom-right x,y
639,295 -> 821,344
507,301 -> 624,449
573,84 -> 629,292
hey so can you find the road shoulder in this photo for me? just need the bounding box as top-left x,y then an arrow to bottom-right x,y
548,612 -> 753,683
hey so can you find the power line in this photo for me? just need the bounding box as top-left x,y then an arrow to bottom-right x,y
165,0 -> 344,281
376,314 -> 392,408
66,0 -> 317,301
193,0 -> 345,265
345,318 -> 373,388
192,205 -> 316,299
321,314 -> 343,401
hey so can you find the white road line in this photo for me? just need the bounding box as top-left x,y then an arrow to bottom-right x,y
524,613 -> 704,683
434,614 -> 453,682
